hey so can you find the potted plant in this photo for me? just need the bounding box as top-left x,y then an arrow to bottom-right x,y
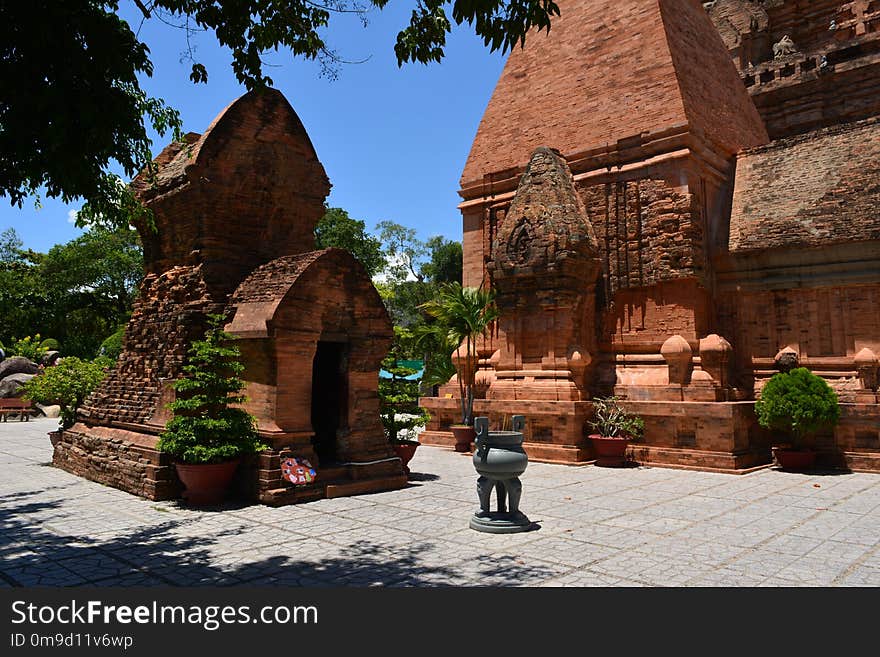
22,356 -> 108,444
379,327 -> 429,475
755,367 -> 840,471
157,315 -> 267,505
588,396 -> 644,467
419,283 -> 498,453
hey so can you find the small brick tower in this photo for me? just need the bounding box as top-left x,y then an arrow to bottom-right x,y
54,89 -> 406,502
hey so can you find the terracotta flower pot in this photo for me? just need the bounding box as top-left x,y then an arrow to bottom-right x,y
174,459 -> 240,506
590,434 -> 631,467
47,430 -> 62,447
450,425 -> 476,453
774,448 -> 815,472
391,441 -> 419,475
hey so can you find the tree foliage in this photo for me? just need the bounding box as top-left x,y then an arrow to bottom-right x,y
419,282 -> 497,425
314,206 -> 385,277
1,1 -> 560,227
157,315 -> 266,464
0,226 -> 142,358
421,235 -> 462,285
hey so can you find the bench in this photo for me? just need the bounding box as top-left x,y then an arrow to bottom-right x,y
0,398 -> 34,422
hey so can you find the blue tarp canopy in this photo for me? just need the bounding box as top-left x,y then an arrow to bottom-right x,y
379,359 -> 424,380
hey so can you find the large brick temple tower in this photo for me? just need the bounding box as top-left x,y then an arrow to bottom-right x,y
421,0 -> 880,472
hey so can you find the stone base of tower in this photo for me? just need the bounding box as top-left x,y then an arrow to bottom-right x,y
420,397 -> 776,472
52,422 -> 407,505
419,397 -> 596,464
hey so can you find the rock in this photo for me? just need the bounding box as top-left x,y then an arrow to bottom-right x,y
0,372 -> 35,398
41,350 -> 61,366
0,356 -> 39,379
36,403 -> 62,418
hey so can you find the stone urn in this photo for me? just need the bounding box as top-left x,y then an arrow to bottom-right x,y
470,416 -> 533,533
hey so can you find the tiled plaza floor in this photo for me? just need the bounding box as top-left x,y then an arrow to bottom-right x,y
1,418 -> 878,587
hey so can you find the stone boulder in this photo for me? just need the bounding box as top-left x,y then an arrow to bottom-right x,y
36,403 -> 61,418
0,357 -> 39,380
0,372 -> 35,398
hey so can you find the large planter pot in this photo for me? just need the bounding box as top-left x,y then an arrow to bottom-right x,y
774,448 -> 815,472
174,459 -> 241,506
450,425 -> 476,453
590,434 -> 630,467
47,430 -> 62,447
391,441 -> 419,475
470,416 -> 532,533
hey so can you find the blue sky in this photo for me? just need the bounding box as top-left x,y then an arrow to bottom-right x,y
0,4 -> 506,253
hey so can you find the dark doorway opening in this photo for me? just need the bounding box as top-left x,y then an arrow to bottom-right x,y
311,341 -> 348,465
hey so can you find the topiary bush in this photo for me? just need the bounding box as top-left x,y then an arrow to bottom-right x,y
22,357 -> 107,429
99,326 -> 126,360
40,337 -> 59,351
755,367 -> 840,448
157,315 -> 267,464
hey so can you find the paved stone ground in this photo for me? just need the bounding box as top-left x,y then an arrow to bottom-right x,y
1,418 -> 879,587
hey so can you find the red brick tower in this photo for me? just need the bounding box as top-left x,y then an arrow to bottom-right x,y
422,0 -> 776,469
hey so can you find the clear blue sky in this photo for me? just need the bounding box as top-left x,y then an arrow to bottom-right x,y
0,4 -> 506,253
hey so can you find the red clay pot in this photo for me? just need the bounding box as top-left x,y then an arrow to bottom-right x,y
391,441 -> 419,475
451,425 -> 476,453
590,434 -> 631,467
774,448 -> 815,472
175,459 -> 240,506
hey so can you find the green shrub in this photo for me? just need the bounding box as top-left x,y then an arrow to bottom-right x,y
755,367 -> 840,448
22,357 -> 107,429
9,334 -> 49,361
93,355 -> 116,369
157,315 -> 267,464
99,326 -> 126,360
589,396 -> 644,440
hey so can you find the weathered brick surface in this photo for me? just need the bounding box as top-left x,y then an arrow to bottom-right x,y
78,265 -> 222,426
227,247 -> 396,468
580,178 -> 707,296
131,89 -> 331,295
52,424 -> 179,500
729,117 -> 880,252
708,1 -> 880,138
487,148 -> 602,400
462,0 -> 766,187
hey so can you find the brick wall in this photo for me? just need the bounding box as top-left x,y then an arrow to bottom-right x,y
78,265 -> 223,427
580,178 -> 707,299
461,0 -> 765,187
729,117 -> 880,251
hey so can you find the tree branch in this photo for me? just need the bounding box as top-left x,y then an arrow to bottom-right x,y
132,0 -> 151,19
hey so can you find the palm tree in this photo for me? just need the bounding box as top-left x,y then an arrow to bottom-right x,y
419,283 -> 498,426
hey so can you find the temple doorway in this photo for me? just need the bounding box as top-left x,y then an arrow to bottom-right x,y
311,341 -> 349,465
